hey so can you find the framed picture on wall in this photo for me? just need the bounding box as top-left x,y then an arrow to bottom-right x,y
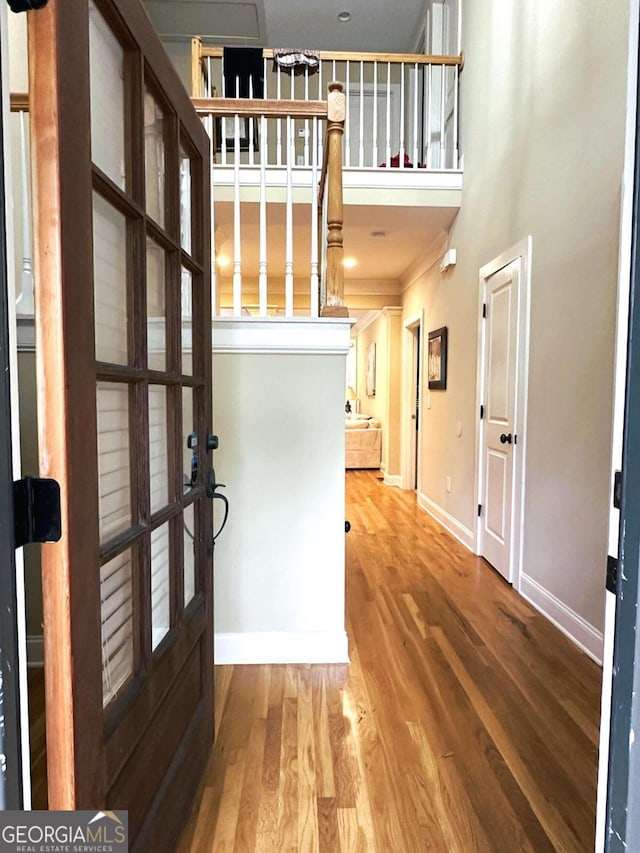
428,326 -> 448,390
366,342 -> 376,397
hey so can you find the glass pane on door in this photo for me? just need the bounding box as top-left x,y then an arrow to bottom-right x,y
93,194 -> 128,365
96,382 -> 131,541
149,385 -> 168,514
151,524 -> 170,649
89,1 -> 126,189
183,502 -> 196,605
147,238 -> 166,371
144,91 -> 165,228
101,548 -> 133,706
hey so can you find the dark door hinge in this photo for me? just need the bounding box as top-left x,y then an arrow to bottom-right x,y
478,504 -> 482,517
607,555 -> 618,594
480,404 -> 484,420
613,470 -> 622,510
13,477 -> 62,548
482,303 -> 487,318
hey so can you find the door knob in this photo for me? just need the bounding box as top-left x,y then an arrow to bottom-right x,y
499,433 -> 513,445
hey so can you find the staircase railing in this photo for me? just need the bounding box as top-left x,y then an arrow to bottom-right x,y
193,83 -> 346,318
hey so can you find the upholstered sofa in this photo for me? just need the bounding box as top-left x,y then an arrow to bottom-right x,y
345,415 -> 382,469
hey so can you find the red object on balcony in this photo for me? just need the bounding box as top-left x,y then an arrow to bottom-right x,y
379,153 -> 427,168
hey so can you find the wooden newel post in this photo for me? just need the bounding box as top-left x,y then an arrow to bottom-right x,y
321,81 -> 349,318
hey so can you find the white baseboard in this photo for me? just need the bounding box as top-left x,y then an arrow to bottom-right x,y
27,635 -> 44,667
383,472 -> 402,488
417,492 -> 475,552
519,573 -> 603,664
214,630 -> 350,665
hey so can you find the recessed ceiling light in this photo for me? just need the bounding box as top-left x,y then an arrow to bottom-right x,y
343,257 -> 357,268
216,254 -> 231,267
338,11 -> 352,22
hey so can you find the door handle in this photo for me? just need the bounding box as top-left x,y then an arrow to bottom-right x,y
499,433 -> 513,445
207,468 -> 229,542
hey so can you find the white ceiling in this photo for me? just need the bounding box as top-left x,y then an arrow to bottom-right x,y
144,0 -> 426,51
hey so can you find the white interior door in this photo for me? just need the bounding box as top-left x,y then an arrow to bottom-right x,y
480,259 -> 521,580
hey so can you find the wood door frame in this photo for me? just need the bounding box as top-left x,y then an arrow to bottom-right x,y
474,237 -> 532,589
401,312 -> 423,491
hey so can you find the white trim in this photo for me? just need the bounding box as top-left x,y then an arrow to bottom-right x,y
520,573 -> 604,664
27,635 -> 44,668
381,306 -> 402,317
401,313 -> 423,490
417,491 -> 475,552
214,631 -> 350,665
383,472 -> 402,487
351,309 -> 381,337
212,317 -> 354,354
475,237 -> 532,586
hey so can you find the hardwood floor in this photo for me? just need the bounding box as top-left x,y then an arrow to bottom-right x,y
178,470 -> 602,851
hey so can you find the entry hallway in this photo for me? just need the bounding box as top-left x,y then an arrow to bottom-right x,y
178,470 -> 601,852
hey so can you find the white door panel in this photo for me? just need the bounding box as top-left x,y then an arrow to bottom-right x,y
480,259 -> 520,581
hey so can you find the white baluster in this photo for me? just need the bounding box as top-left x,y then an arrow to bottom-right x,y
359,61 -> 364,168
259,113 -> 267,316
285,116 -> 294,316
262,56 -> 269,165
248,76 -> 255,165
453,65 -> 459,169
206,57 -> 211,97
233,110 -> 242,315
412,62 -> 419,168
221,70 -> 227,165
345,60 -> 350,167
318,60 -> 324,165
310,116 -> 319,318
304,68 -> 310,166
399,62 -> 405,168
17,111 -> 33,315
372,62 -> 378,167
206,114 -> 218,316
440,63 -> 446,169
276,66 -> 282,165
426,64 -> 433,168
385,61 -> 391,166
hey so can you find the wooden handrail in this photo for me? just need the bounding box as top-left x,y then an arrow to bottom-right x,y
262,48 -> 463,66
192,96 -> 327,119
197,43 -> 463,67
320,82 -> 347,318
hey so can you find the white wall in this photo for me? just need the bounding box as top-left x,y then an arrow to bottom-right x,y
211,323 -> 350,663
402,0 -> 629,649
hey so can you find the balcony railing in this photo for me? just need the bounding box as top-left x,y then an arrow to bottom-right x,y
194,83 -> 347,319
191,41 -> 463,171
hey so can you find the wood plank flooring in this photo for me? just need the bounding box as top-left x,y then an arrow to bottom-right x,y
178,470 -> 602,851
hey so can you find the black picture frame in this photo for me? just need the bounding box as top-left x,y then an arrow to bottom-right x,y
428,326 -> 448,390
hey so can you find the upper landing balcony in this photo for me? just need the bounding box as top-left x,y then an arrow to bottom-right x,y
191,41 -> 463,210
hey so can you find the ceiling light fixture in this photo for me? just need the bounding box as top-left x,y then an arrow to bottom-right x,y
216,254 -> 231,267
343,257 -> 357,268
338,11 -> 352,22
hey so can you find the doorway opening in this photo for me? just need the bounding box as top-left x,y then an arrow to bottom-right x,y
403,315 -> 423,491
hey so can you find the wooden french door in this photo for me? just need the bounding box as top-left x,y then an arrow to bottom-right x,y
29,0 -> 213,848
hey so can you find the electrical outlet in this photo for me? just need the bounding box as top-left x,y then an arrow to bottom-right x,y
446,476 -> 452,493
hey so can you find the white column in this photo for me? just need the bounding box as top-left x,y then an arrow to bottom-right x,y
310,116 -> 319,318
